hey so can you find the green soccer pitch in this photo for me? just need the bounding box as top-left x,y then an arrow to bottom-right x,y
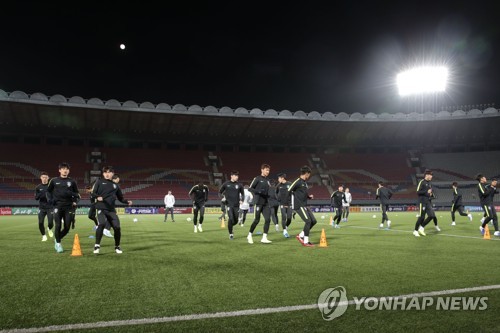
0,211 -> 498,333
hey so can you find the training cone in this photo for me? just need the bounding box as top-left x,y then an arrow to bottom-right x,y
484,225 -> 491,240
71,234 -> 83,256
329,215 -> 333,226
220,218 -> 225,228
319,228 -> 328,247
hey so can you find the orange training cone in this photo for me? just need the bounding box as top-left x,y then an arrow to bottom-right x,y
220,217 -> 225,228
319,228 -> 328,247
329,215 -> 333,226
71,234 -> 83,256
484,225 -> 491,240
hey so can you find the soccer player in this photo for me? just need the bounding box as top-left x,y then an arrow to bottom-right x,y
86,183 -> 98,228
331,184 -> 346,229
376,182 -> 393,229
92,166 -> 132,254
189,182 -> 209,233
477,175 -> 499,236
219,171 -> 244,240
268,179 -> 280,232
247,164 -> 272,244
451,181 -> 473,226
276,173 -> 293,238
46,162 -> 80,253
289,166 -> 317,247
163,190 -> 175,222
413,169 -> 439,237
342,187 -> 352,222
35,171 -> 54,241
238,185 -> 253,227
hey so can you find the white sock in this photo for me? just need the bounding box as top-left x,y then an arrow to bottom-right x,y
248,232 -> 252,237
263,233 -> 268,238
299,231 -> 304,238
304,236 -> 309,244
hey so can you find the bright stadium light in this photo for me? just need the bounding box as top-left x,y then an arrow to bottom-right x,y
397,66 -> 448,96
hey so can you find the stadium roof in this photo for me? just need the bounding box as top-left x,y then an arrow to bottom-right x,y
1,90 -> 499,147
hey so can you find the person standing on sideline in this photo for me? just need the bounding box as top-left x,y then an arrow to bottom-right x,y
451,182 -> 473,226
276,173 -> 293,238
35,171 -> 54,241
289,166 -> 317,247
477,175 -> 499,236
247,164 -> 272,244
238,185 -> 253,227
376,182 -> 393,229
92,166 -> 132,254
331,185 -> 346,229
46,162 -> 80,253
413,169 -> 439,237
189,182 -> 209,233
219,171 -> 244,240
164,190 -> 175,222
342,187 -> 352,222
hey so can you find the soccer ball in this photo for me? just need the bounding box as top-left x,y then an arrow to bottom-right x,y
133,218 -> 138,222
321,215 -> 325,219
187,217 -> 192,222
372,214 -> 376,218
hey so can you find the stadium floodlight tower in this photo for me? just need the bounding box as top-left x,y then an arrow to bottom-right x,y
397,66 -> 448,97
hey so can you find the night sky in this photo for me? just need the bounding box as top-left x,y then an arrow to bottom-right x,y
1,1 -> 499,113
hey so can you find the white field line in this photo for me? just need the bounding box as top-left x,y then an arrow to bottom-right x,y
346,225 -> 500,241
2,285 -> 500,333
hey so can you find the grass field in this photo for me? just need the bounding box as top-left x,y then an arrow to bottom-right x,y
0,211 -> 499,332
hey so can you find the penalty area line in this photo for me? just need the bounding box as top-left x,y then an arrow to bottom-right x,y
2,285 -> 500,333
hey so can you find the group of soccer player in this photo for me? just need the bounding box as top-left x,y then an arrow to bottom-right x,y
35,163 -> 499,253
34,163 -> 132,254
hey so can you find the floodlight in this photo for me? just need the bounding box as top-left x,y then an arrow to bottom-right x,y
397,66 -> 448,96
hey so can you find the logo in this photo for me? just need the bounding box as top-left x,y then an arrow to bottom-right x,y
67,182 -> 71,187
235,185 -> 239,189
113,184 -> 117,189
317,286 -> 348,320
54,208 -> 58,213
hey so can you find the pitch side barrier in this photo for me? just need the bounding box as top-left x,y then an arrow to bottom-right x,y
1,205 -> 495,216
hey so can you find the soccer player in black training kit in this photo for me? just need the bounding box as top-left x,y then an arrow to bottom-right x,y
35,171 -> 54,242
268,179 -> 280,232
219,171 -> 244,240
451,182 -> 473,226
92,166 -> 132,254
189,182 -> 209,233
46,162 -> 80,253
413,169 -> 439,237
276,173 -> 293,238
289,166 -> 317,247
376,181 -> 393,229
331,185 -> 346,229
247,164 -> 272,244
477,175 -> 499,236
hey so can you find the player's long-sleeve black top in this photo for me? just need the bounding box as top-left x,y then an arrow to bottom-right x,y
276,181 -> 291,206
288,177 -> 310,209
416,179 -> 433,204
330,190 -> 346,208
219,181 -> 244,207
35,183 -> 53,209
452,188 -> 463,206
189,185 -> 209,205
248,175 -> 270,205
91,178 -> 128,212
46,177 -> 80,209
478,183 -> 497,206
376,187 -> 393,205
